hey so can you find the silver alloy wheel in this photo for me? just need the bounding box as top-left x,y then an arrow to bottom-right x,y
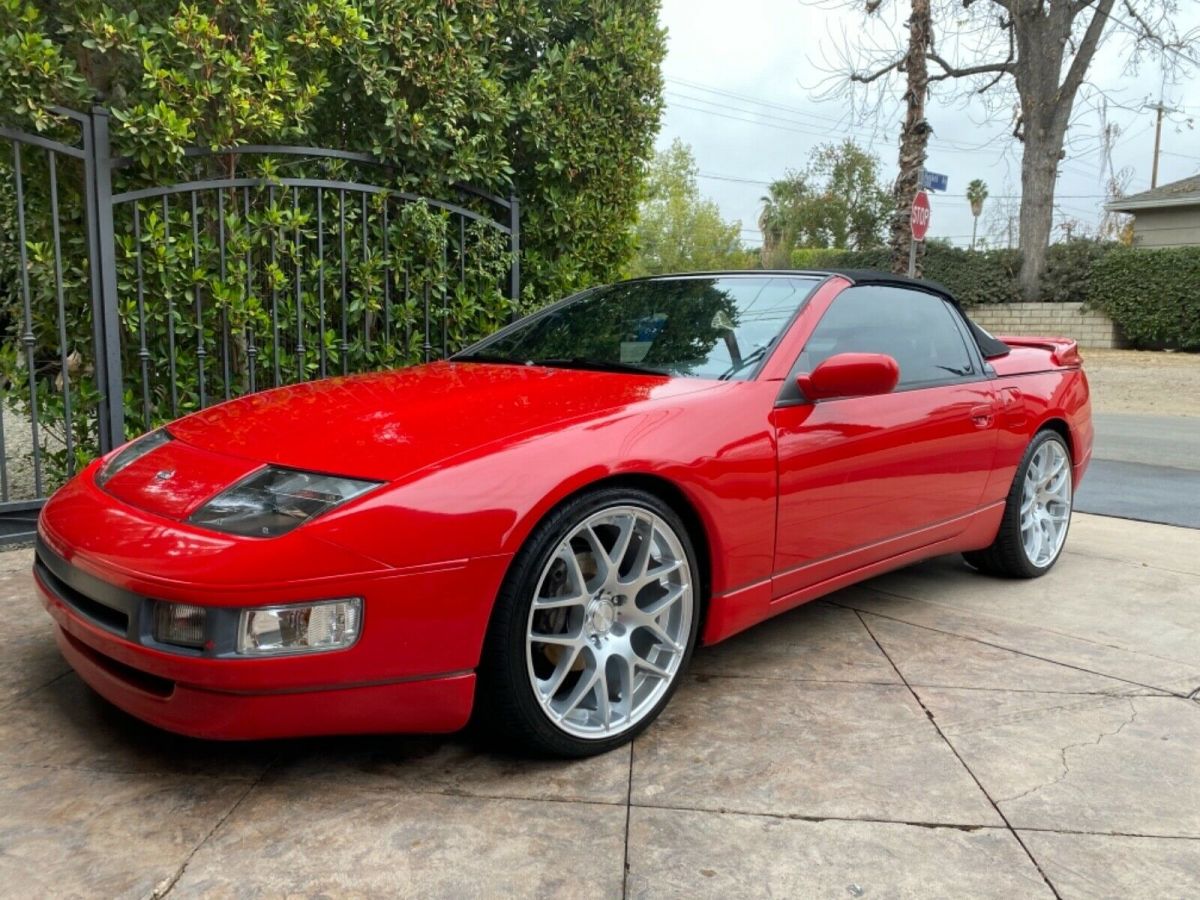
525,505 -> 693,739
1020,438 -> 1072,568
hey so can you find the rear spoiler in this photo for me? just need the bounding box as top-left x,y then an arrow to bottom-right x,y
997,336 -> 1082,367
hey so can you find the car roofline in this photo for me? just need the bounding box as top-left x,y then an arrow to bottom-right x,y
616,269 -> 956,300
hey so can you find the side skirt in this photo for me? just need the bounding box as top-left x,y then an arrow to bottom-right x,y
701,500 -> 1005,645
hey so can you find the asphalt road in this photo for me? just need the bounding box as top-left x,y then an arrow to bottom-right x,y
1075,413 -> 1200,529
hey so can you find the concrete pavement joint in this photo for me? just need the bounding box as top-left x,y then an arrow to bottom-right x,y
0,668 -> 70,713
853,609 -> 1064,900
151,756 -> 278,899
1063,547 -> 1200,579
835,600 -> 1192,698
688,674 -> 1147,758
0,761 -> 267,783
627,800 -> 1200,841
694,670 -> 1164,697
855,582 -> 1200,673
622,741 -> 634,899
628,800 -> 997,831
995,698 -> 1140,806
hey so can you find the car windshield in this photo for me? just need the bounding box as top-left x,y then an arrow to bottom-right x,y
456,276 -> 821,380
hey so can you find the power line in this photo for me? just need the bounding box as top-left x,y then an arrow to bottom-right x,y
667,96 -> 1016,159
696,170 -> 1107,199
665,82 -> 1011,155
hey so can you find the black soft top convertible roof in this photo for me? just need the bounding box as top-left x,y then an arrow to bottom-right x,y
815,269 -> 1011,359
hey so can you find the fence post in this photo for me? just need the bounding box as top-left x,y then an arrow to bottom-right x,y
508,192 -> 521,321
84,106 -> 126,449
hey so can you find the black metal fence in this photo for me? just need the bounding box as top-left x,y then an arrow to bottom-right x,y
0,106 -> 520,542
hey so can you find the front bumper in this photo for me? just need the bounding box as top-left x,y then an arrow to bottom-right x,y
36,466 -> 511,740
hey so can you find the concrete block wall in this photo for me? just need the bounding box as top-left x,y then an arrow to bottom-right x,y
967,302 -> 1123,349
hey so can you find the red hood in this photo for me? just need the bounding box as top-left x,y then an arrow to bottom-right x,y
164,362 -> 718,482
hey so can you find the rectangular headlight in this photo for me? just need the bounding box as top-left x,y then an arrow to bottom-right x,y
188,467 -> 380,538
237,598 -> 362,655
154,601 -> 207,648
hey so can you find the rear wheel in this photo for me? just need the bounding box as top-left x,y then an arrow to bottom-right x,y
477,488 -> 700,757
964,430 -> 1073,578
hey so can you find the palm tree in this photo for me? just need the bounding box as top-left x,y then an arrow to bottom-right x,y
966,179 -> 988,251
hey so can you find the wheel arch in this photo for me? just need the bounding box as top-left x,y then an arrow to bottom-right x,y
1037,416 -> 1075,465
502,471 -> 715,630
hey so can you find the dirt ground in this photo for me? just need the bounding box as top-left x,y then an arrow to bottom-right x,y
1081,349 -> 1200,417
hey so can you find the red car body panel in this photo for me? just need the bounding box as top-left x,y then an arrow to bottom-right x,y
36,274 -> 1093,740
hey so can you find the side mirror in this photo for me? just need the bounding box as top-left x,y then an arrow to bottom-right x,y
796,352 -> 900,401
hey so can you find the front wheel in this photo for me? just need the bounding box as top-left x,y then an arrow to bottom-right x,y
964,429 -> 1073,578
476,488 -> 700,757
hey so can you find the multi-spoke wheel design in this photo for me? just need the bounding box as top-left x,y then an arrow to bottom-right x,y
477,488 -> 700,756
1019,438 -> 1072,568
525,506 -> 693,738
964,429 -> 1073,579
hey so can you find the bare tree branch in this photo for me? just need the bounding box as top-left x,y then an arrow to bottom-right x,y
1061,0 -> 1117,100
849,57 -> 906,84
926,51 -> 1012,81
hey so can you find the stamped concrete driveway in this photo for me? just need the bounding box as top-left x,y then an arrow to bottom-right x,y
1,513 -> 1198,899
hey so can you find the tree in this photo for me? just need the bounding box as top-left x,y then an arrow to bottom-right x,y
630,140 -> 745,276
966,179 -> 989,251
758,139 -> 891,266
833,0 -> 1197,298
0,0 -> 667,305
0,0 -> 668,478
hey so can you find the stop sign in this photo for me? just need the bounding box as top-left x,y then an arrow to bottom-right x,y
910,190 -> 931,241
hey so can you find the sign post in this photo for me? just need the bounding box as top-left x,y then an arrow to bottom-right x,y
908,190 -> 930,278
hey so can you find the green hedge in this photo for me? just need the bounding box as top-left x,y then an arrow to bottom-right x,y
789,244 -> 1020,306
1092,247 -> 1200,350
790,240 -> 1200,351
0,0 -> 667,490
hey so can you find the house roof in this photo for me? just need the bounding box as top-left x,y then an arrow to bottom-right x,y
1106,173 -> 1200,212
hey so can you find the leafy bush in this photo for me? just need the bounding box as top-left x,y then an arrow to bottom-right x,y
0,0 -> 666,492
789,244 -> 1021,305
1042,240 -> 1119,304
1092,247 -> 1200,350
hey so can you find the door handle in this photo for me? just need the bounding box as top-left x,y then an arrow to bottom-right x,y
970,404 -> 995,428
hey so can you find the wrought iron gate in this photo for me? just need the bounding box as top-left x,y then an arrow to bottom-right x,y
0,106 -> 520,543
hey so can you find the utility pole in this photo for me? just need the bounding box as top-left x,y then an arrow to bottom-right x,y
1145,101 -> 1177,189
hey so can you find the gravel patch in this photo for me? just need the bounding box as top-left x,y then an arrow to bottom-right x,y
1,400 -> 63,502
1084,349 -> 1200,417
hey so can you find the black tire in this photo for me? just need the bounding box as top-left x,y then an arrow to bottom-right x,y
964,429 -> 1073,579
475,487 -> 701,757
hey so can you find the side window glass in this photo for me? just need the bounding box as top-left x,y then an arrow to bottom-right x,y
795,285 -> 975,388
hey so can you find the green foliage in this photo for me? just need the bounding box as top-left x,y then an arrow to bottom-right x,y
790,243 -> 1021,306
760,140 -> 890,266
1092,247 -> 1200,350
0,0 -> 666,492
790,239 -> 1200,350
1042,240 -> 1117,305
628,139 -> 745,276
965,179 -> 988,218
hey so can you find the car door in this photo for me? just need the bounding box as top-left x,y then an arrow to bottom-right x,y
771,284 -> 999,600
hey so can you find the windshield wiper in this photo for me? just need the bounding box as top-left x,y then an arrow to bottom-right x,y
719,344 -> 770,380
529,357 -> 668,376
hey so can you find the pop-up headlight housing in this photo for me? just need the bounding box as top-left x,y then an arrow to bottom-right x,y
96,429 -> 172,486
188,466 -> 380,538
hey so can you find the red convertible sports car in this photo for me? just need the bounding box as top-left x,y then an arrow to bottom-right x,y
36,270 -> 1092,756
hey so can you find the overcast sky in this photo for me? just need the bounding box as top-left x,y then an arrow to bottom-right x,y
656,0 -> 1200,249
